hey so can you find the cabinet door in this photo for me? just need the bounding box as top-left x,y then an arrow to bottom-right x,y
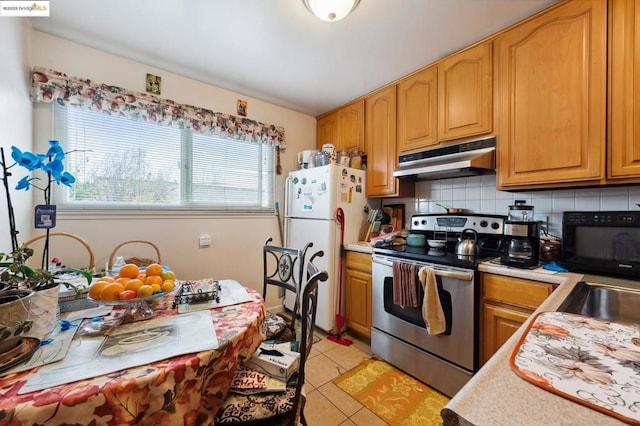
317,111 -> 339,151
481,303 -> 530,366
438,42 -> 492,142
495,0 -> 607,188
345,268 -> 371,338
366,86 -> 399,197
338,99 -> 365,154
397,65 -> 438,153
608,0 -> 640,180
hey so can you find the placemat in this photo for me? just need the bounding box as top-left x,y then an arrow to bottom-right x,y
510,311 -> 640,424
20,310 -> 218,394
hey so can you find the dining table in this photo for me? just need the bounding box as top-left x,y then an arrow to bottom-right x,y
0,280 -> 266,426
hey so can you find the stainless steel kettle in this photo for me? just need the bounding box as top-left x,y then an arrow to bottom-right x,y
456,228 -> 479,256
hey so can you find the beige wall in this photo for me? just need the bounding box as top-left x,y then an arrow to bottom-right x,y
0,19 -> 33,255
27,31 -> 317,307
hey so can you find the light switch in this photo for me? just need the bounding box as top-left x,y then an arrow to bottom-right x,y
199,234 -> 211,248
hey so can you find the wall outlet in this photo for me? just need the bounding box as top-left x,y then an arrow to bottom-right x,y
199,234 -> 211,248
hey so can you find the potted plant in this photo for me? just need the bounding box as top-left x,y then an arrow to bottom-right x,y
0,244 -> 92,341
1,142 -> 90,341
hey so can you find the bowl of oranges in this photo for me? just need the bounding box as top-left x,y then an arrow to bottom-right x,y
88,263 -> 178,321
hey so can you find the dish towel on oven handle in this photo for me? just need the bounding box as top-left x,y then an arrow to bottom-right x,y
418,266 -> 446,335
392,262 -> 420,308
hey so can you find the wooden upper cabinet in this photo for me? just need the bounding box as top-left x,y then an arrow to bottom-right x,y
317,111 -> 338,151
495,0 -> 607,188
608,0 -> 640,181
365,86 -> 413,198
438,42 -> 492,142
317,100 -> 365,153
338,99 -> 365,154
397,65 -> 438,153
366,86 -> 397,197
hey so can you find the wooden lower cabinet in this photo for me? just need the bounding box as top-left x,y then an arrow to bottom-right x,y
344,251 -> 372,338
480,272 -> 556,366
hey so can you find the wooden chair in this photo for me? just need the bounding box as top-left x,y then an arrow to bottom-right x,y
261,237 -> 313,342
215,254 -> 328,425
108,240 -> 161,269
23,232 -> 95,270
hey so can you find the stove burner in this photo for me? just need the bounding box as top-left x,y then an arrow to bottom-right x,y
375,213 -> 507,268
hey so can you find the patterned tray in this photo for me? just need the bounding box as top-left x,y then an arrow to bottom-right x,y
511,311 -> 640,424
172,278 -> 221,308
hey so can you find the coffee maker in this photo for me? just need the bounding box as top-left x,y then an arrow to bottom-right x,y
500,201 -> 540,268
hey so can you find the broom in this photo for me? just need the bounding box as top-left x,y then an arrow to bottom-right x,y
328,207 -> 353,346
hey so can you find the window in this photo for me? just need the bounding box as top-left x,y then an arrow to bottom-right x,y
53,104 -> 274,212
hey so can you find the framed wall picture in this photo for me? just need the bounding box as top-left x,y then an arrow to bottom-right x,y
237,100 -> 247,117
146,73 -> 161,95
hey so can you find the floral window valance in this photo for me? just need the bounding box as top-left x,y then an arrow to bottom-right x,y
30,66 -> 286,149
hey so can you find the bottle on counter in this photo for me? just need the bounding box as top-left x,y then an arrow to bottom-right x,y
111,256 -> 126,277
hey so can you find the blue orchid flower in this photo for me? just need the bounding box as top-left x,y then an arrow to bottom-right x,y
46,140 -> 65,161
9,140 -> 76,199
15,175 -> 40,190
44,157 -> 65,182
11,146 -> 44,171
59,171 -> 76,187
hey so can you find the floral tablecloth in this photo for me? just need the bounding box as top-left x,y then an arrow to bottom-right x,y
0,287 -> 266,425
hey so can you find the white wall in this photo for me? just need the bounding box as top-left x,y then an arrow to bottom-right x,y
27,31 -> 317,306
390,175 -> 640,238
0,19 -> 33,255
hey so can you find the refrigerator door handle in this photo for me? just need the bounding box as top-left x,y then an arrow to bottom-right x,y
284,176 -> 292,218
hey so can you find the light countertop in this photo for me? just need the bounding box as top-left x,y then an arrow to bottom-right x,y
344,242 -> 373,254
442,263 -> 635,426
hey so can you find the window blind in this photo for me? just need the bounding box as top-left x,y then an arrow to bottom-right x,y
53,103 -> 274,212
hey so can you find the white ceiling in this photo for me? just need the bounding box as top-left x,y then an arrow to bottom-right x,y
30,0 -> 557,117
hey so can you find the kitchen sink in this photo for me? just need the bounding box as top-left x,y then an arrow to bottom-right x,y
557,281 -> 640,325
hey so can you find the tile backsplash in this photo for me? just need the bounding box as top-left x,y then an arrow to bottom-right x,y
386,175 -> 640,238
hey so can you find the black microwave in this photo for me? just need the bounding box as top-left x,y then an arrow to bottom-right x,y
562,211 -> 640,280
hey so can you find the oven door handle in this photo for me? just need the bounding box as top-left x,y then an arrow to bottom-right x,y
373,256 -> 474,281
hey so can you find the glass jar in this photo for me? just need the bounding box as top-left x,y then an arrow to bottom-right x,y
508,200 -> 535,221
336,150 -> 350,166
321,143 -> 336,163
314,151 -> 328,166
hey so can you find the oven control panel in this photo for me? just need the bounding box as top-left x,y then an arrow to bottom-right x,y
411,214 -> 506,235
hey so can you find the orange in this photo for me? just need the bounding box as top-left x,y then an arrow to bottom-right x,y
145,263 -> 163,276
99,276 -> 115,283
100,282 -> 126,302
88,281 -> 109,300
161,271 -> 176,281
137,284 -> 154,298
145,275 -> 163,286
137,273 -> 147,281
124,278 -> 144,293
119,263 -> 140,279
115,277 -> 131,286
161,280 -> 175,292
150,283 -> 161,294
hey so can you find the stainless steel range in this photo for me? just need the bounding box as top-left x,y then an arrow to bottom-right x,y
371,213 -> 506,397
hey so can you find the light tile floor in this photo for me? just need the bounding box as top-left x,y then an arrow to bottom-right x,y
303,329 -> 391,426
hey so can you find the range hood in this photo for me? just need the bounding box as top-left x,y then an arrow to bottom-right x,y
393,137 -> 496,181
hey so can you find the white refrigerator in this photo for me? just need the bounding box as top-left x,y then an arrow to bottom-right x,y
284,164 -> 367,333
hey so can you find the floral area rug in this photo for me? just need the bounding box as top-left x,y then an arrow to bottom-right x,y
333,357 -> 449,425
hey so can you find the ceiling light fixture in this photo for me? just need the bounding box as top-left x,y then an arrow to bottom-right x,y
302,0 -> 361,22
